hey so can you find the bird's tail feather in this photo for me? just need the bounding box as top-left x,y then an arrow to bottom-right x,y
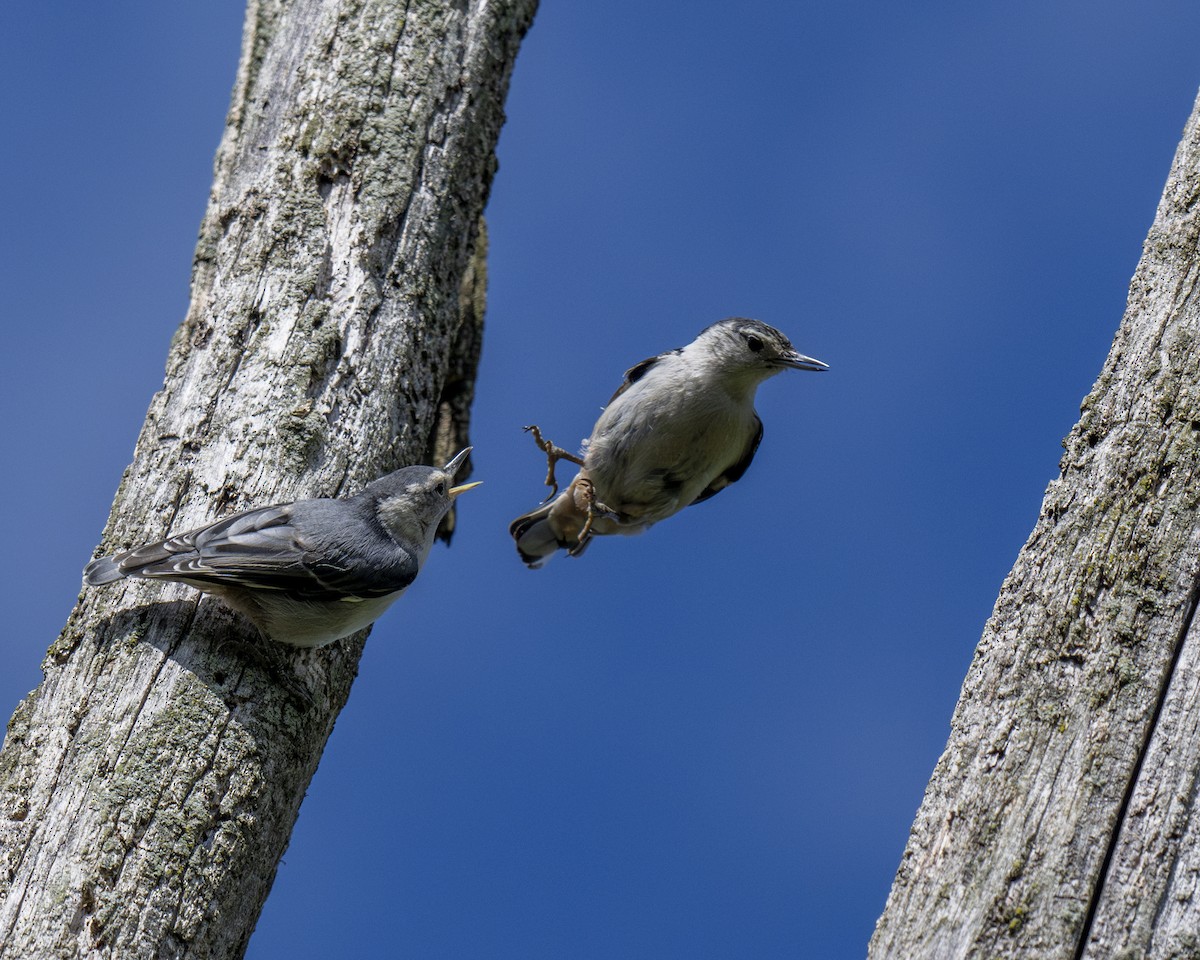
83,555 -> 125,586
509,503 -> 563,568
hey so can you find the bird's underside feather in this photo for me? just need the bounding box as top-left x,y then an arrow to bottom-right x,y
690,414 -> 763,505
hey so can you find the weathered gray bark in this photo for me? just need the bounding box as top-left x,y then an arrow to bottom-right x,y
0,1 -> 535,957
870,91 -> 1200,958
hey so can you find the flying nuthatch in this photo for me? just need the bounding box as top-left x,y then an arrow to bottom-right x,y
85,448 -> 481,647
510,319 -> 826,566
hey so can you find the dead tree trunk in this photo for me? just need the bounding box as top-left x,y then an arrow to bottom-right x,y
870,90 -> 1200,958
0,1 -> 535,957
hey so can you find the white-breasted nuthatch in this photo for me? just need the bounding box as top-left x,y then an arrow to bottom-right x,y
84,448 -> 481,647
509,319 -> 826,567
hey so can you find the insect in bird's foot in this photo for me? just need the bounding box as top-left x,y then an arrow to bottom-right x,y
509,318 -> 827,568
568,477 -> 617,554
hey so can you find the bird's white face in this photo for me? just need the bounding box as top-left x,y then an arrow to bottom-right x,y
376,469 -> 481,560
377,472 -> 455,551
698,318 -> 828,387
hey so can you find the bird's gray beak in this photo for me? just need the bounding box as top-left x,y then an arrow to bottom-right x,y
443,447 -> 480,496
442,447 -> 472,475
780,351 -> 829,372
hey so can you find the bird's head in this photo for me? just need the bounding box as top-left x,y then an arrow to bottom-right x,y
696,318 -> 828,385
371,448 -> 481,555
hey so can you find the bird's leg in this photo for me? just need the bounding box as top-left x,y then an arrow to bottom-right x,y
567,477 -> 617,555
523,424 -> 585,499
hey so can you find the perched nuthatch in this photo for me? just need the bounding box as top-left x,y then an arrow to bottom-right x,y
509,319 -> 826,566
84,448 -> 481,647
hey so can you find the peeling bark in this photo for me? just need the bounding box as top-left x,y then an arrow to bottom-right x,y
870,90 -> 1200,958
0,1 -> 536,957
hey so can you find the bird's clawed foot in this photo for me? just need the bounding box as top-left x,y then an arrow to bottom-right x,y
523,424 -> 585,499
568,477 -> 616,555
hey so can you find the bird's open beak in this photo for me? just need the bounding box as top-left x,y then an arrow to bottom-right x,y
443,447 -> 473,475
443,448 -> 479,496
780,351 -> 829,372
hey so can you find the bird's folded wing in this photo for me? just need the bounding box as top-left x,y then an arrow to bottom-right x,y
120,504 -> 418,600
690,415 -> 764,506
607,352 -> 667,403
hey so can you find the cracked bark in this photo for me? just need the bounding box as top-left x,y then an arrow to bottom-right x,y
0,1 -> 536,957
870,90 -> 1200,958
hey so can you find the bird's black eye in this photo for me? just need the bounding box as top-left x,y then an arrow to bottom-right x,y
435,482 -> 446,497
745,334 -> 764,352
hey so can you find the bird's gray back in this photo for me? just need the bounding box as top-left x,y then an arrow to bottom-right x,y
103,497 -> 419,601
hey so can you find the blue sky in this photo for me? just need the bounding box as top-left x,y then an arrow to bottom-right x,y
3,3 -> 1200,957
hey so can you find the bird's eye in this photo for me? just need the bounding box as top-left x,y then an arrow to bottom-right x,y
435,482 -> 446,496
745,335 -> 764,352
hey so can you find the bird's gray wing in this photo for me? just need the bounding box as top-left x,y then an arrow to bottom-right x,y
690,415 -> 763,506
115,502 -> 418,600
606,350 -> 676,404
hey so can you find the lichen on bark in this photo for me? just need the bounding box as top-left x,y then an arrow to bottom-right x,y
870,89 -> 1200,959
0,2 -> 537,958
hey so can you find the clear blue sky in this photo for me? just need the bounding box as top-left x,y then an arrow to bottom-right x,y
3,3 -> 1199,957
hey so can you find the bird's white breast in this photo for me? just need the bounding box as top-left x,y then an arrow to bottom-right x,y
583,355 -> 758,526
248,589 -> 404,648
